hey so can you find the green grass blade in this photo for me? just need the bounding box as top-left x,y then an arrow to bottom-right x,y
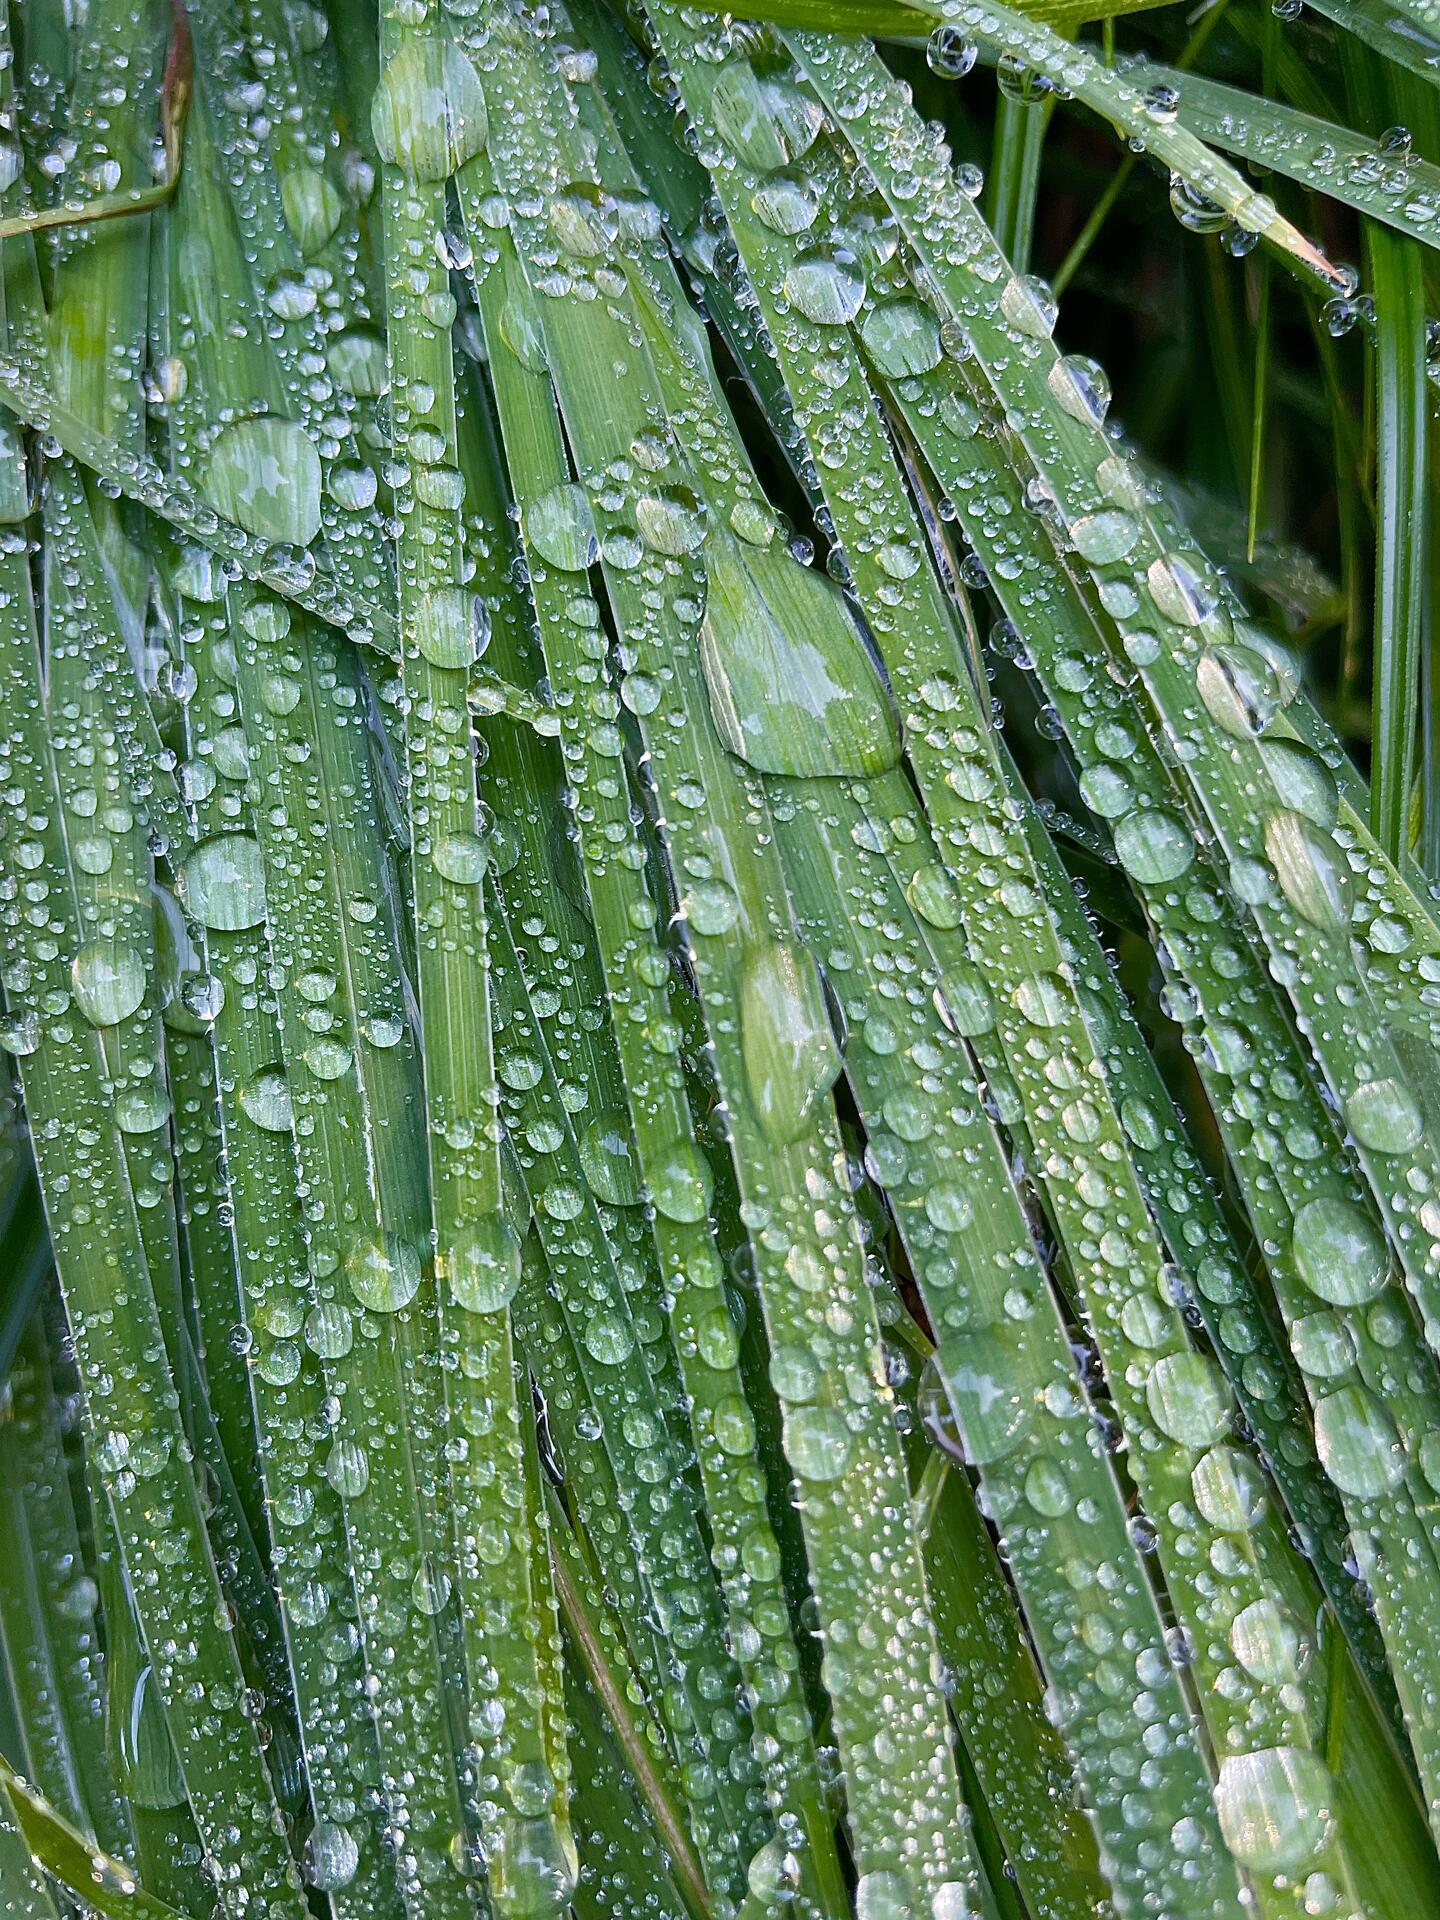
371,9 -> 573,1907
1366,222 -> 1427,859
0,1310 -> 130,1855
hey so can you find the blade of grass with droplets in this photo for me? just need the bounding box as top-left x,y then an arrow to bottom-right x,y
634,21 -> 1432,1902
789,23 -> 1440,1549
370,10 -> 574,1908
0,1754 -> 187,1920
231,591 -> 479,1920
916,1456 -> 1110,1920
1365,221 -> 1427,860
40,465 -> 293,1735
768,769 -> 1199,1920
486,899 -> 757,1900
584,116 -> 1268,1903
546,1484 -> 710,1920
1300,0 -> 1440,90
706,0 -> 1344,284
182,0 -> 392,617
564,1662 -> 695,1920
167,71 -> 493,1909
510,1236 -> 679,1736
791,30 -> 1440,1820
478,21 -> 985,1913
152,130 -> 422,1911
1128,64 -> 1440,252
0,457 -> 310,1920
0,1791 -> 61,1920
456,124 -> 848,1920
441,303 -> 763,1888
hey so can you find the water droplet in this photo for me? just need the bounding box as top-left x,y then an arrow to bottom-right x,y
650,1141 -> 714,1224
450,1214 -> 522,1313
700,537 -> 901,778
347,1235 -> 422,1314
579,1111 -> 640,1206
179,834 -> 268,932
1292,1197 -> 1388,1305
783,256 -> 866,326
860,298 -> 942,377
238,1065 -> 293,1133
1215,1747 -> 1334,1874
1264,812 -> 1349,934
1145,1351 -> 1229,1449
371,39 -> 488,180
1046,354 -> 1110,426
1113,809 -> 1195,885
205,417 -> 322,547
739,938 -> 840,1143
432,830 -> 488,884
786,1405 -> 854,1483
304,1822 -> 360,1891
526,484 -> 597,572
71,941 -> 146,1027
751,171 -> 819,234
1315,1384 -> 1404,1497
582,1311 -> 634,1365
948,1328 -> 1030,1464
1346,1077 -> 1422,1153
281,168 -> 343,255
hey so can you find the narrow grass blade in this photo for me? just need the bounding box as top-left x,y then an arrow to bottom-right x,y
0,1755 -> 186,1920
1366,222 -> 1427,858
371,9 -> 573,1907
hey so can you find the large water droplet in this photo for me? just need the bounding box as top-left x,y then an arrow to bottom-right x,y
1264,812 -> 1350,934
180,834 -> 268,932
700,536 -> 901,778
1145,1351 -> 1229,1449
450,1214 -> 522,1313
739,938 -> 840,1143
859,299 -> 942,377
205,417 -> 322,547
371,40 -> 488,181
1314,1385 -> 1404,1497
1292,1196 -> 1388,1306
347,1234 -> 422,1314
1214,1747 -> 1334,1874
783,256 -> 866,326
71,940 -> 146,1027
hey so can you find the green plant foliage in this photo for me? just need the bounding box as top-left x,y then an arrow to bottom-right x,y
0,0 -> 1436,1917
